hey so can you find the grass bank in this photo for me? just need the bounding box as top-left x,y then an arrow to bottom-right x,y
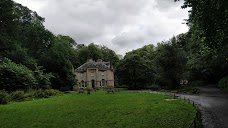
0,91 -> 196,128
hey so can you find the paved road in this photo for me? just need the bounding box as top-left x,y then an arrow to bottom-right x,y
173,86 -> 228,128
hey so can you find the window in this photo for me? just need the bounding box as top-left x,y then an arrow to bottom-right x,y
81,80 -> 84,87
91,72 -> 94,77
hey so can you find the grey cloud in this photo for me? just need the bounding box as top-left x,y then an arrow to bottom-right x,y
112,32 -> 146,47
155,0 -> 184,11
14,0 -> 189,55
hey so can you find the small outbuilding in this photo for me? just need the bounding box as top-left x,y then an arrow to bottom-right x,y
74,59 -> 114,89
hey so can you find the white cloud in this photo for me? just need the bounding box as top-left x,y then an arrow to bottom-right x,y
13,0 -> 189,55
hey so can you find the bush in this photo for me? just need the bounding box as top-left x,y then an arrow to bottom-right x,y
10,90 -> 25,101
0,89 -> 63,104
146,85 -> 160,91
30,89 -> 63,99
44,89 -> 63,97
33,90 -> 50,98
33,65 -> 54,89
177,86 -> 200,94
191,88 -> 200,94
11,89 -> 63,102
0,90 -> 10,104
218,76 -> 228,89
0,58 -> 37,91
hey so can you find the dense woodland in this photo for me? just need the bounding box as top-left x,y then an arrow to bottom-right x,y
0,0 -> 227,92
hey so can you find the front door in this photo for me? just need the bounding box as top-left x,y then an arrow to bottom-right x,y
91,79 -> 95,88
102,79 -> 106,87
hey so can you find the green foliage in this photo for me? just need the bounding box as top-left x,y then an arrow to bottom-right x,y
116,54 -> 155,89
178,86 -> 200,94
116,44 -> 156,89
0,58 -> 37,91
188,80 -> 207,87
22,24 -> 54,58
154,38 -> 187,88
100,46 -> 120,67
33,65 -> 54,89
0,0 -> 18,52
1,0 -> 122,92
125,44 -> 156,61
76,43 -> 120,68
0,90 -> 10,104
76,43 -> 102,66
39,36 -> 77,90
181,0 -> 228,84
30,89 -> 63,98
10,90 -> 25,101
43,89 -> 64,96
146,85 -> 160,91
5,0 -> 228,91
115,36 -> 188,89
13,3 -> 44,26
0,0 -> 16,35
9,89 -> 63,102
218,76 -> 228,89
182,0 -> 228,50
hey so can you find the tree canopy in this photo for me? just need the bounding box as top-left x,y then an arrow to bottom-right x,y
1,0 -> 227,91
0,1 -> 120,91
180,0 -> 228,84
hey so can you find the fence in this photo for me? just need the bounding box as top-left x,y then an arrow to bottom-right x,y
185,98 -> 201,128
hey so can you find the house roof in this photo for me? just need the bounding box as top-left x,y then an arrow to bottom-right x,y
75,60 -> 111,72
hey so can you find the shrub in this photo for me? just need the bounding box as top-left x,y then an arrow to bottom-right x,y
0,89 -> 63,104
191,88 -> 200,94
146,85 -> 160,91
30,89 -> 63,99
0,58 -> 37,91
218,76 -> 228,89
0,90 -> 10,104
33,65 -> 54,89
177,86 -> 200,94
189,80 -> 207,87
10,91 -> 25,101
44,89 -> 63,96
33,89 -> 50,98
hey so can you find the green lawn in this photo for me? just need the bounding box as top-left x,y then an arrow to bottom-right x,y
0,91 -> 196,128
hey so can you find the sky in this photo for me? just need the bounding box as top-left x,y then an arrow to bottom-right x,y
13,0 -> 189,55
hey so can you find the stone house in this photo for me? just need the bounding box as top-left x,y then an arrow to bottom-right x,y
74,59 -> 114,89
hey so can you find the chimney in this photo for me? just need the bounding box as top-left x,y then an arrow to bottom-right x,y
97,59 -> 102,62
87,59 -> 93,62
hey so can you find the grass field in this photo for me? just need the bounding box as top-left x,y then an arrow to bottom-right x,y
0,91 -> 196,128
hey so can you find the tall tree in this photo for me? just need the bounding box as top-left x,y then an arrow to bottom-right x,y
180,0 -> 228,84
154,37 -> 187,89
0,0 -> 18,58
100,46 -> 119,67
39,35 -> 77,90
76,43 -> 102,67
0,0 -> 15,35
116,54 -> 153,89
